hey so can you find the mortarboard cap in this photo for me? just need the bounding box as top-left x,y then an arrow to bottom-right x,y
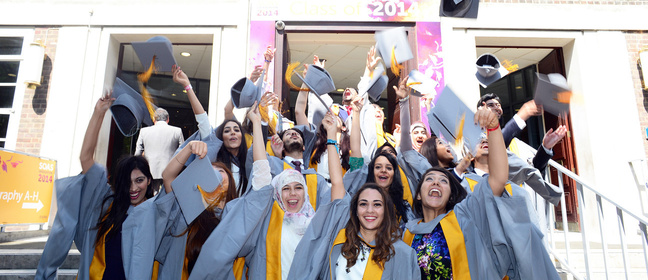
407,69 -> 439,97
367,64 -> 389,102
375,27 -> 414,69
475,53 -> 509,88
534,73 -> 571,116
440,0 -> 479,18
172,155 -> 223,225
131,36 -> 177,72
307,92 -> 333,127
427,86 -> 483,155
294,65 -> 336,114
110,78 -> 154,137
231,70 -> 265,109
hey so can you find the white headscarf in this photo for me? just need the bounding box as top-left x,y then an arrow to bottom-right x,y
271,169 -> 315,236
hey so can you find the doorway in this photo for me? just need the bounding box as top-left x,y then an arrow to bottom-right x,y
273,21 -> 419,132
476,46 -> 580,229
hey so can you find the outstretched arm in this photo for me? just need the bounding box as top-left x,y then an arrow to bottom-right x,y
162,141 -> 207,194
394,75 -> 413,152
349,96 -> 364,159
475,107 -> 508,196
80,92 -> 114,174
295,55 -> 324,126
324,112 -> 345,201
173,65 -> 204,115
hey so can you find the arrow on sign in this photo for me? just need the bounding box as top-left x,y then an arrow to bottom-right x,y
22,200 -> 44,212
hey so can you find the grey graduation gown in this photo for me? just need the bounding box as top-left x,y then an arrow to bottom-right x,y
287,194 -> 420,280
406,175 -> 559,280
35,163 -> 174,280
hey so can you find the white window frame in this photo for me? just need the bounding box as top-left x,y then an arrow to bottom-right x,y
0,29 -> 35,150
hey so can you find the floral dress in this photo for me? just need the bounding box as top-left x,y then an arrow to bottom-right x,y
410,224 -> 452,280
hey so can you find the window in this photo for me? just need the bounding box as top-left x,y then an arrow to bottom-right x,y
0,31 -> 33,150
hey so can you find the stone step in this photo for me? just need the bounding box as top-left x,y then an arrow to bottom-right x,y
0,269 -> 77,280
0,249 -> 80,270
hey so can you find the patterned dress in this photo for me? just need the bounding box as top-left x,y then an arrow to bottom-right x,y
411,224 -> 452,280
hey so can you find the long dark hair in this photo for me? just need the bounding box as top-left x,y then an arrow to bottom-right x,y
366,152 -> 408,223
215,119 -> 248,194
95,156 -> 154,245
413,167 -> 467,217
420,136 -> 456,168
342,184 -> 400,270
184,162 -> 238,274
310,119 -> 350,170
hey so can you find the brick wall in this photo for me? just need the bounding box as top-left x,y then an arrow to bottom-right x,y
15,28 -> 58,156
626,31 -> 648,158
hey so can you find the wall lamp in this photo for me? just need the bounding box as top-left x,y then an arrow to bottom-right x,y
640,48 -> 648,90
23,41 -> 46,89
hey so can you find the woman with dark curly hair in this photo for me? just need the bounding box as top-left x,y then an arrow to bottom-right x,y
286,113 -> 419,280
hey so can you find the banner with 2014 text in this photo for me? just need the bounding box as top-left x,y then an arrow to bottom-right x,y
0,149 -> 55,225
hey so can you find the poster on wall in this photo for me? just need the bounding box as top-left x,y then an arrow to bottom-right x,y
0,149 -> 55,225
249,0 -> 444,133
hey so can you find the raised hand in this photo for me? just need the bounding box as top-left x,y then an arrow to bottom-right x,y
518,100 -> 543,121
264,45 -> 276,63
322,112 -> 337,139
313,54 -> 325,68
187,140 -> 208,159
172,65 -> 190,87
350,96 -> 364,114
393,75 -> 410,100
542,125 -> 567,150
474,107 -> 500,131
247,101 -> 261,124
366,46 -> 382,73
250,65 -> 264,83
95,91 -> 115,114
270,134 -> 284,158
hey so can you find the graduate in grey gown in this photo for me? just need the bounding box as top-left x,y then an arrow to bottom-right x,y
36,93 -> 174,280
189,103 -> 313,280
154,139 -> 245,280
287,113 -> 420,280
402,107 -> 560,280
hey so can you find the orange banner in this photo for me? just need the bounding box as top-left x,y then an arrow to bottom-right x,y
0,149 -> 55,225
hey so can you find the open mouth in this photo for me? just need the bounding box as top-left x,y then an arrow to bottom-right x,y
363,216 -> 377,222
287,199 -> 299,208
378,175 -> 389,181
428,188 -> 442,197
130,191 -> 140,200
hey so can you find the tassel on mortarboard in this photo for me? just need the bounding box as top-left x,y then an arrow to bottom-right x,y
137,57 -> 158,123
285,62 -> 310,92
390,46 -> 404,77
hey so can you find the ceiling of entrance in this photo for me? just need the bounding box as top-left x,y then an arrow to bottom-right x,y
120,35 -> 555,95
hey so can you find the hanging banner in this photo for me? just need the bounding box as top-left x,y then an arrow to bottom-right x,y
251,0 -> 440,22
0,149 -> 56,225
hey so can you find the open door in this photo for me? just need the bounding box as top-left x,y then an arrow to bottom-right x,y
538,48 -> 580,229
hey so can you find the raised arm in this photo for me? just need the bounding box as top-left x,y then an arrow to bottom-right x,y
80,92 -> 114,174
394,75 -> 413,152
323,113 -> 345,201
295,55 -> 324,126
161,141 -> 207,194
173,65 -> 211,139
475,107 -> 508,196
262,45 -> 275,84
349,96 -> 364,159
249,102 -> 266,162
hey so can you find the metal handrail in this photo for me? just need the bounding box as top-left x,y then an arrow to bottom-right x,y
541,158 -> 648,279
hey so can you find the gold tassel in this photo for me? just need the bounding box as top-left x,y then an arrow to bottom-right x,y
197,184 -> 227,209
285,62 -> 309,91
455,113 -> 465,148
501,59 -> 519,73
137,56 -> 157,123
390,46 -> 403,77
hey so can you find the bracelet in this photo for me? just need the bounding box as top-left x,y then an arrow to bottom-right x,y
399,95 -> 410,103
486,123 -> 500,135
184,84 -> 193,91
326,139 -> 338,145
264,59 -> 272,63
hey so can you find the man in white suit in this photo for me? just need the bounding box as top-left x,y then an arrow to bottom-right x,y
135,108 -> 184,191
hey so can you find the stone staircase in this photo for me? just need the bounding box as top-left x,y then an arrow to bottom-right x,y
0,231 -> 79,280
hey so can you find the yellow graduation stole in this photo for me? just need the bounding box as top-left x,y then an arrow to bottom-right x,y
89,229 -> 108,279
233,257 -> 246,280
266,201 -> 285,280
282,162 -> 318,208
245,134 -> 275,157
465,177 -> 517,196
331,229 -> 383,280
402,212 -> 471,280
398,167 -> 414,207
